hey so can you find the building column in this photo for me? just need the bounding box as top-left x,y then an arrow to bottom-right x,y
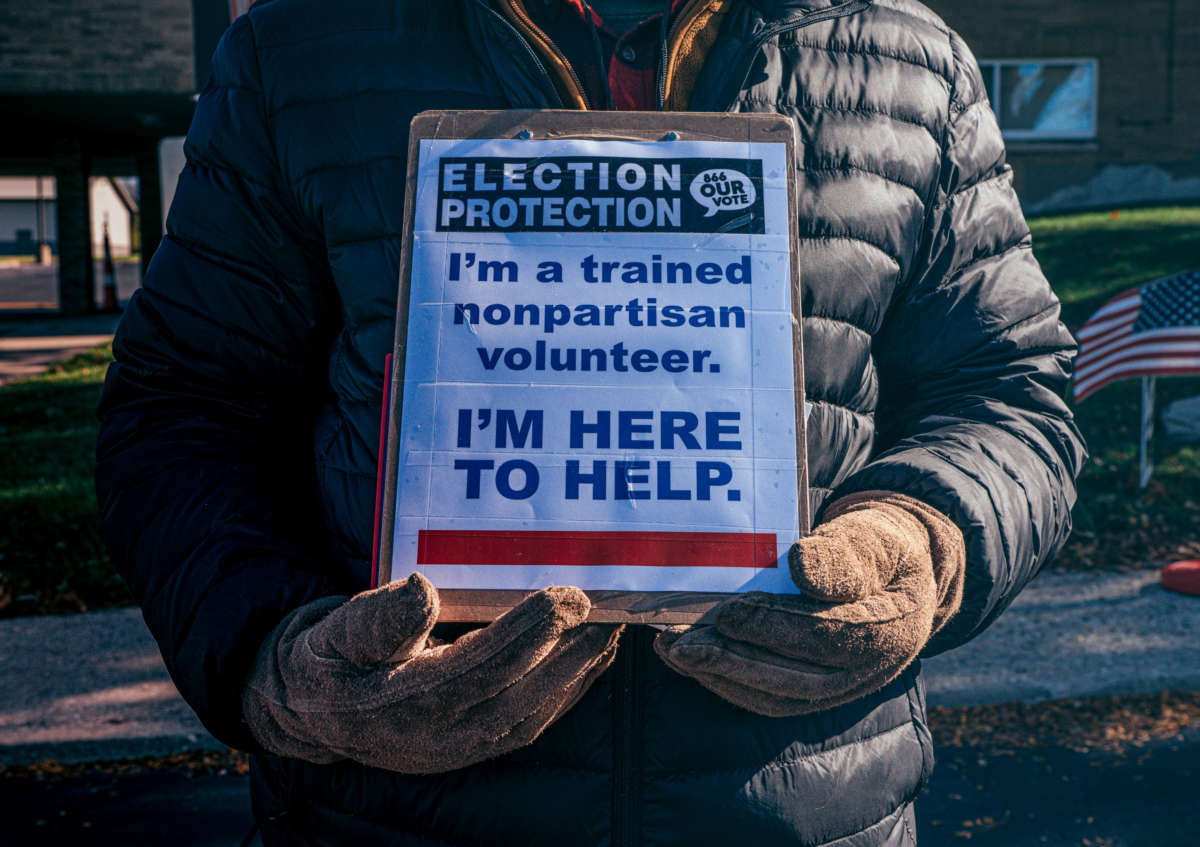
136,142 -> 163,277
52,137 -> 94,316
36,176 -> 53,265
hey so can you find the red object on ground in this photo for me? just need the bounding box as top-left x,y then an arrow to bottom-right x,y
1161,560 -> 1200,596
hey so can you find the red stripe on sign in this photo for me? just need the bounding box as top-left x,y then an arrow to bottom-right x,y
417,530 -> 778,568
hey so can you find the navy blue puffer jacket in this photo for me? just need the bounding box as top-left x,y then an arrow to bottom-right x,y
96,1 -> 1085,843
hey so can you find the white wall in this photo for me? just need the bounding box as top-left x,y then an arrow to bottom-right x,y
158,136 -> 187,231
0,199 -> 56,251
90,178 -> 133,256
0,176 -> 135,256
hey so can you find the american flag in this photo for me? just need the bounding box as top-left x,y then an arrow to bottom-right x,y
1073,270 -> 1200,402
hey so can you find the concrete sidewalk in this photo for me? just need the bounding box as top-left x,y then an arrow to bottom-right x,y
0,313 -> 120,385
0,257 -> 138,385
1,567 -> 1197,765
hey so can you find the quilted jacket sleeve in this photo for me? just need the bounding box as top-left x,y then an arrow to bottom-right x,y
829,31 -> 1087,656
95,16 -> 343,749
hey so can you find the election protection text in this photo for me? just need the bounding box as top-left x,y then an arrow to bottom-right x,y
436,156 -> 765,233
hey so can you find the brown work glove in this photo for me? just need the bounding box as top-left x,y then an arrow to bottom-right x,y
654,491 -> 965,717
243,573 -> 622,773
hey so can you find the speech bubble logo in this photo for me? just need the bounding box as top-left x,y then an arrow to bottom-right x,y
689,168 -> 757,218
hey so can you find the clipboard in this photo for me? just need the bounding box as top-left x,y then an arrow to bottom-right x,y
372,109 -> 807,624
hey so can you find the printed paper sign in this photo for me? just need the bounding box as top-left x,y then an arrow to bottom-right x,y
385,134 -> 803,595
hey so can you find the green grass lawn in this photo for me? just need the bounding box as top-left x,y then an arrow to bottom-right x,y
1030,207 -> 1200,569
1,207 -> 1198,615
0,345 -> 130,615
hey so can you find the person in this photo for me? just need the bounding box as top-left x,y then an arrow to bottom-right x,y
96,0 -> 1086,844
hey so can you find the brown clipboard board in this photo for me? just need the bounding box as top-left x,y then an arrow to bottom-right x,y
373,109 -> 808,624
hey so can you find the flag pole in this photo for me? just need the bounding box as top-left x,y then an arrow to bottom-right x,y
1139,376 -> 1156,488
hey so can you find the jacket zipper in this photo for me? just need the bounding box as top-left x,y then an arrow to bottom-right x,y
471,0 -> 565,108
612,625 -> 648,847
714,0 -> 871,111
501,0 -> 594,109
657,0 -> 711,110
655,5 -> 671,110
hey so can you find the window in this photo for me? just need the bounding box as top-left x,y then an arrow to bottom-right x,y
978,59 -> 1099,141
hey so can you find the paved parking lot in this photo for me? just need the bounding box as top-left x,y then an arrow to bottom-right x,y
0,260 -> 141,310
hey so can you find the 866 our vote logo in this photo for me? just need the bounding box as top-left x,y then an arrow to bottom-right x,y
689,168 -> 757,218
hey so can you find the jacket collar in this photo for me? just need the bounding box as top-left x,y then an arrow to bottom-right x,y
746,0 -> 872,24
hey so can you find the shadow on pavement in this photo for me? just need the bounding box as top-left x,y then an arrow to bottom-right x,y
918,726 -> 1200,845
0,769 -> 255,847
0,725 -> 1195,845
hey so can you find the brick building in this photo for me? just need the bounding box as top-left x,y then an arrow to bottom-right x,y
0,0 -> 218,313
930,0 -> 1200,213
1,0 -> 1196,312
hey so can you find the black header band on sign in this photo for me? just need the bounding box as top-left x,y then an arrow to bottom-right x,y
435,156 -> 765,234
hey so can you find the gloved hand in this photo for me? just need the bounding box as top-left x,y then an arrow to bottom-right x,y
654,491 -> 965,717
243,573 -> 622,773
